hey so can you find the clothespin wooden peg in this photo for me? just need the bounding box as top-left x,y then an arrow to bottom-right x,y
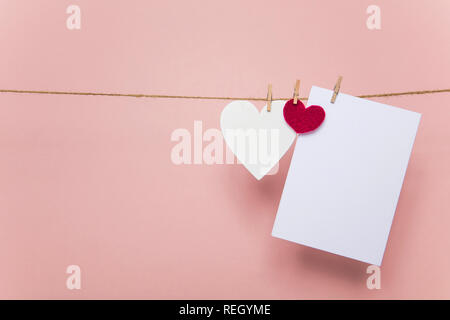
331,76 -> 343,103
267,84 -> 272,112
293,80 -> 300,104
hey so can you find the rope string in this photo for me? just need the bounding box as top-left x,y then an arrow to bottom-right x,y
0,88 -> 449,102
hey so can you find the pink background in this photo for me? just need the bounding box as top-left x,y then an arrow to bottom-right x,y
0,0 -> 449,299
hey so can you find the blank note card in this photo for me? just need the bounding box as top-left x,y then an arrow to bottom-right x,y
272,86 -> 421,265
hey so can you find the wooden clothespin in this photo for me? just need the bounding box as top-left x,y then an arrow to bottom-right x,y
267,84 -> 272,112
293,80 -> 300,104
331,76 -> 343,103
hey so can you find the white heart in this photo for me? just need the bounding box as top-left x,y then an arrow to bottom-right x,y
220,100 -> 296,180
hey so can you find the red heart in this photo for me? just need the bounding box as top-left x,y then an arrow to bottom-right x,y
283,99 -> 325,134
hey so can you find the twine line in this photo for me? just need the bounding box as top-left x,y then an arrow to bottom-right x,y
0,88 -> 449,102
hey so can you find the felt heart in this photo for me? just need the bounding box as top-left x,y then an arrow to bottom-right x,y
220,100 -> 296,180
283,99 -> 326,134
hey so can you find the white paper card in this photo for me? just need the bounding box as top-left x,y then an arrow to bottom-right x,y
272,86 -> 421,265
